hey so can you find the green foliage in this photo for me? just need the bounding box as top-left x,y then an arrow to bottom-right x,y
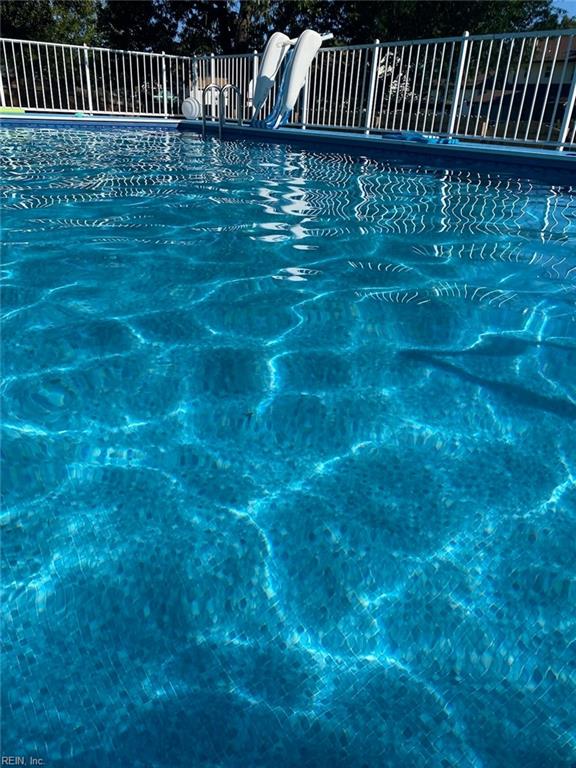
1,0 -> 574,52
323,0 -> 572,43
96,0 -> 180,52
0,0 -> 101,44
167,0 -> 272,54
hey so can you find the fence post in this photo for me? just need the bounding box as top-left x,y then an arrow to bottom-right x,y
364,40 -> 380,134
210,52 -> 216,121
161,51 -> 168,117
558,66 -> 576,151
252,49 -> 259,83
83,43 -> 93,114
447,30 -> 469,137
0,57 -> 6,108
210,52 -> 216,84
301,74 -> 310,130
251,49 -> 258,116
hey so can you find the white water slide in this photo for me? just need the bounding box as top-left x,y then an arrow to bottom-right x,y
251,30 -> 332,129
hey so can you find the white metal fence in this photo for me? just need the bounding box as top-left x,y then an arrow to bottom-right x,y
0,38 -> 194,117
1,29 -> 575,149
301,30 -> 576,148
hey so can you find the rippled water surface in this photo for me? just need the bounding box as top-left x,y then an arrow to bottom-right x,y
2,127 -> 576,767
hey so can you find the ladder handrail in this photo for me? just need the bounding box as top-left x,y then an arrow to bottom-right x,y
219,84 -> 243,127
202,83 -> 244,139
201,83 -> 223,139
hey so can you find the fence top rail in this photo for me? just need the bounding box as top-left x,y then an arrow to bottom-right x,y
0,37 -> 193,60
318,27 -> 576,52
465,26 -> 575,41
194,52 -> 255,61
1,26 -> 574,61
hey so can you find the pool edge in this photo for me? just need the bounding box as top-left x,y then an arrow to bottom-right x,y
2,112 -> 574,175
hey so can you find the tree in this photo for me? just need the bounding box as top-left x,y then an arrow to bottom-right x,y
172,0 -> 273,54
95,0 -> 259,54
175,0 -> 576,52
1,0 -> 573,53
96,0 -> 180,52
0,0 -> 101,45
307,1 -> 574,45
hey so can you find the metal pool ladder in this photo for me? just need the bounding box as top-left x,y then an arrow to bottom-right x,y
201,84 -> 243,140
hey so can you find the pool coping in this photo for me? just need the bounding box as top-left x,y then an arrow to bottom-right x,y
191,121 -> 576,171
1,112 -> 575,174
0,113 -> 182,129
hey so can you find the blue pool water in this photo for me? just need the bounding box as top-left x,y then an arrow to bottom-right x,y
1,127 -> 575,767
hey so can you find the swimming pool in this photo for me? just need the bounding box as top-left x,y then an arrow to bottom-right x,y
1,126 -> 575,767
